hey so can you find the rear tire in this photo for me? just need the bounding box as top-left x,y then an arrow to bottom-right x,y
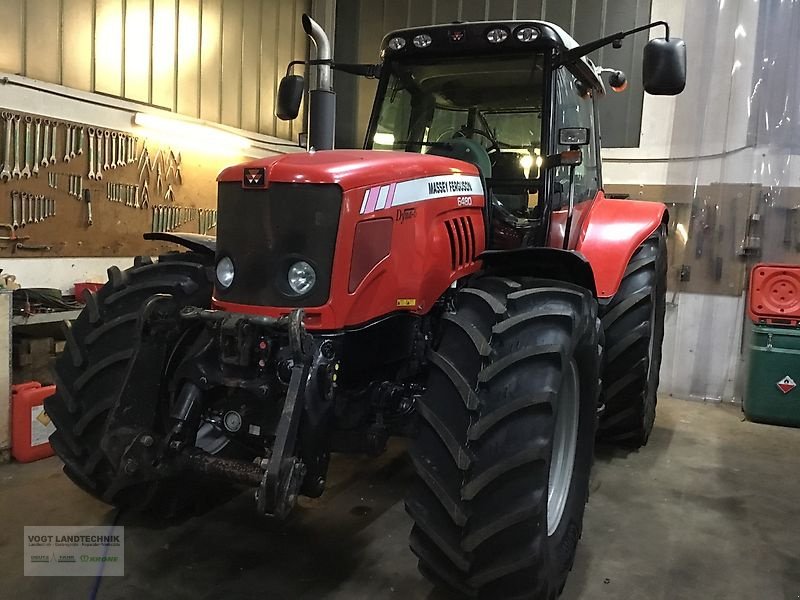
597,225 -> 667,446
406,277 -> 601,599
45,253 -> 230,517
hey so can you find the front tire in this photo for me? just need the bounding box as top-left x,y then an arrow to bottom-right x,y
406,277 -> 601,599
597,225 -> 667,446
45,253 -> 230,517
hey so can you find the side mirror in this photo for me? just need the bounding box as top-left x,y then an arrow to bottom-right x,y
643,37 -> 686,95
558,128 -> 589,146
276,75 -> 305,120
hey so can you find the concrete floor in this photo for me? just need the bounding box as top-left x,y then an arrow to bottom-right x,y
1,396 -> 799,599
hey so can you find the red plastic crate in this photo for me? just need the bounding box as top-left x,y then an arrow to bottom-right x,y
11,382 -> 56,463
748,263 -> 800,325
74,282 -> 104,302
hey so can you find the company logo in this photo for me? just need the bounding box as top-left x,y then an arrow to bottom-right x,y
396,207 -> 416,223
243,167 -> 265,187
777,376 -> 796,394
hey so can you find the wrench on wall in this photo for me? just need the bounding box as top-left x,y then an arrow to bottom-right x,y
87,128 -> 96,179
32,118 -> 41,176
12,116 -> 22,178
96,134 -> 104,180
103,130 -> 110,170
20,116 -> 32,178
49,122 -> 57,165
41,121 -> 50,168
64,125 -> 72,163
0,112 -> 12,181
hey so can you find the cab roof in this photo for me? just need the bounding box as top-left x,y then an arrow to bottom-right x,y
380,20 -> 604,92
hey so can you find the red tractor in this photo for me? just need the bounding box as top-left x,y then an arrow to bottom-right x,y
47,16 -> 685,599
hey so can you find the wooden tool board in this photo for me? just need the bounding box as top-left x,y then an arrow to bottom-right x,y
0,108 -> 250,258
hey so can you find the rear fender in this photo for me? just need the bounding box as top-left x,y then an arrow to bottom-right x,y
479,247 -> 597,296
575,196 -> 668,298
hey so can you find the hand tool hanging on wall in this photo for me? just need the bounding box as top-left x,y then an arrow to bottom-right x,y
87,128 -> 96,179
63,124 -> 72,163
84,188 -> 92,226
15,242 -> 51,251
41,120 -> 50,168
111,132 -> 117,168
11,190 -> 19,229
103,130 -> 110,170
0,112 -> 12,182
95,133 -> 104,181
72,126 -> 80,158
32,118 -> 41,177
21,116 -> 32,178
175,151 -> 182,185
20,192 -> 27,227
77,126 -> 84,156
12,115 -> 22,178
49,122 -> 57,165
117,133 -> 125,167
141,180 -> 149,209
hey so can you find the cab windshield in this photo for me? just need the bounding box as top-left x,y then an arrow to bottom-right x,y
368,54 -> 546,182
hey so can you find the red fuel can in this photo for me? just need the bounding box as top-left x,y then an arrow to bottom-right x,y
11,382 -> 56,463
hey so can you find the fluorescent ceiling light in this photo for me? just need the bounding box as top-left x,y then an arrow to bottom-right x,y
133,113 -> 251,153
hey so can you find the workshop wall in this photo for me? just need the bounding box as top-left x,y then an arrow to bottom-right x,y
602,0 -> 800,402
0,75 -> 297,259
0,0 -> 310,141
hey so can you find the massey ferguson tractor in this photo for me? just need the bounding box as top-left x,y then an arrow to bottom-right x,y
47,15 -> 685,599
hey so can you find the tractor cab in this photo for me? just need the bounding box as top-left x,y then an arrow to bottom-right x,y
364,21 -> 663,249
279,18 -> 685,250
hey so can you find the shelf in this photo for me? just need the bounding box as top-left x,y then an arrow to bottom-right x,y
11,309 -> 82,327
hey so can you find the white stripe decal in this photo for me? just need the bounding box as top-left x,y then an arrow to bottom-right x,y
374,185 -> 390,210
391,174 -> 484,207
358,174 -> 484,216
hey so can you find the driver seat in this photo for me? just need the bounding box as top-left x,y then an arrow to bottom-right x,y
426,137 -> 492,180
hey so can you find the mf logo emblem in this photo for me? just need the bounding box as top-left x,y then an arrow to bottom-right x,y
243,167 -> 265,187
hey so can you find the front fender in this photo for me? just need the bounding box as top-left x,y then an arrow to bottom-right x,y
144,232 -> 216,256
478,247 -> 597,296
576,196 -> 667,298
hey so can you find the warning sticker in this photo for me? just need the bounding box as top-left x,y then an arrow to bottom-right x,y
30,406 -> 55,447
776,376 -> 796,395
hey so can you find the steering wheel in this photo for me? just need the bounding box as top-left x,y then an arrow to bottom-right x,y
452,128 -> 502,153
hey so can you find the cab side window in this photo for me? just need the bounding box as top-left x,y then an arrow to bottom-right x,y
553,69 -> 599,209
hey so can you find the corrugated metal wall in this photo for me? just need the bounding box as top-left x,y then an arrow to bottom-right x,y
334,0 -> 652,148
0,0 -> 310,140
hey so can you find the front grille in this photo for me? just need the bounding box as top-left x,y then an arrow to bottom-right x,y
215,182 -> 341,307
445,216 -> 477,269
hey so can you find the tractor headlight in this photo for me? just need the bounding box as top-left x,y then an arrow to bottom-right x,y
413,34 -> 432,48
216,256 -> 235,288
388,36 -> 406,50
486,28 -> 508,43
515,26 -> 540,42
287,261 -> 316,295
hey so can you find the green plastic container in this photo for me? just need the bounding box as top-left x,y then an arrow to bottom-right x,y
744,324 -> 800,427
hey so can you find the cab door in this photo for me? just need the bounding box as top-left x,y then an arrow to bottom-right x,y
548,68 -> 603,250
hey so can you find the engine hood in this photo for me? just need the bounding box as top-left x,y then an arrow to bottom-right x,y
217,150 -> 481,192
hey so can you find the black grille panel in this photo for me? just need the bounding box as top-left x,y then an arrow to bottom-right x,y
445,216 -> 476,269
215,182 -> 341,307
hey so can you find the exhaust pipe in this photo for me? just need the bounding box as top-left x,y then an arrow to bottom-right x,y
302,14 -> 335,151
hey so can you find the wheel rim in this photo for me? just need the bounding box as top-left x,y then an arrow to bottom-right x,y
645,292 -> 657,383
547,359 -> 580,536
